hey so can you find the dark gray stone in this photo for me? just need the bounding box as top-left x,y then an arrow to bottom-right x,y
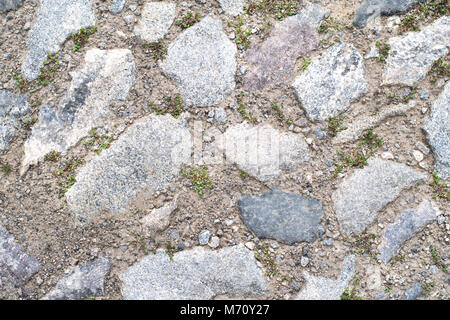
0,90 -> 30,152
353,0 -> 426,28
238,189 -> 324,244
42,257 -> 111,300
0,0 -> 23,13
380,200 -> 437,264
401,282 -> 423,300
0,226 -> 41,288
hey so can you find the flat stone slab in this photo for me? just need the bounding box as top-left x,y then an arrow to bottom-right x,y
334,101 -> 415,143
141,196 -> 178,238
238,189 -> 324,244
121,244 -> 267,300
382,16 -> 450,86
42,257 -> 111,300
0,226 -> 41,288
401,283 -> 423,300
133,2 -> 176,43
333,158 -> 426,236
244,2 -> 329,90
22,0 -> 96,81
292,42 -> 368,122
296,255 -> 355,300
422,82 -> 450,179
353,0 -> 426,28
21,48 -> 136,174
218,0 -> 246,16
380,200 -> 437,264
0,90 -> 30,152
66,114 -> 192,223
217,122 -> 309,181
0,0 -> 23,13
161,16 -> 236,107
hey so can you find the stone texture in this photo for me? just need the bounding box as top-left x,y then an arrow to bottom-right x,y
161,16 -> 236,107
133,2 -> 176,43
238,189 -> 324,244
333,158 -> 426,236
244,2 -> 329,90
292,43 -> 368,122
401,283 -> 423,300
141,197 -> 178,238
0,90 -> 30,152
296,255 -> 355,300
422,82 -> 450,179
22,0 -> 96,81
109,0 -> 126,14
42,257 -> 111,300
66,114 -> 192,223
334,101 -> 415,143
218,0 -> 246,16
21,49 -> 136,174
380,200 -> 437,264
382,16 -> 450,86
353,0 -> 426,28
121,244 -> 267,300
0,0 -> 23,13
217,122 -> 309,181
0,226 -> 41,288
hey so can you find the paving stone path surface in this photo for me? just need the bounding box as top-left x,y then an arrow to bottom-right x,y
0,0 -> 448,301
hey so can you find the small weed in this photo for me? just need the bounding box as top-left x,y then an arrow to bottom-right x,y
271,103 -> 285,122
236,92 -> 257,122
239,170 -> 249,178
375,41 -> 390,62
148,94 -> 183,119
83,129 -> 114,155
175,11 -> 201,29
429,56 -> 450,83
352,230 -> 377,257
299,56 -> 311,71
55,157 -> 84,197
44,150 -> 61,162
431,172 -> 449,201
430,246 -> 448,272
142,39 -> 167,62
255,242 -> 278,277
1,164 -> 11,175
230,17 -> 252,49
341,287 -> 363,300
130,232 -> 149,255
71,26 -> 97,52
327,115 -> 347,137
399,14 -> 420,33
183,165 -> 213,195
244,0 -> 298,20
399,0 -> 449,33
422,281 -> 436,294
165,241 -> 178,260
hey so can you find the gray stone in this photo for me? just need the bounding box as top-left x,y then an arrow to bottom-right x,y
21,49 -> 136,174
382,16 -> 450,86
22,0 -> 96,81
334,101 -> 415,143
353,0 -> 426,28
292,43 -> 368,122
120,244 -> 267,299
208,236 -> 220,248
0,225 -> 40,288
198,230 -> 211,245
238,189 -> 324,244
0,90 -> 30,152
141,197 -> 178,238
161,16 -> 236,107
66,114 -> 192,223
296,255 -> 355,300
42,257 -> 111,300
218,0 -> 246,16
109,0 -> 126,15
214,107 -> 227,124
422,82 -> 450,179
300,256 -> 310,267
380,200 -> 437,264
134,2 -> 176,43
0,0 -> 23,13
244,2 -> 329,90
217,122 -> 309,181
401,282 -> 423,300
333,158 -> 426,236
